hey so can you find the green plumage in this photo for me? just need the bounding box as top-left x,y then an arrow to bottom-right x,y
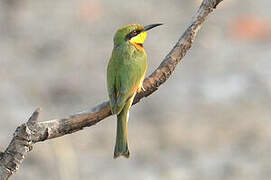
107,24 -> 147,158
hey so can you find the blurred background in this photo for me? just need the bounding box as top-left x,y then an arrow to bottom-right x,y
1,0 -> 271,179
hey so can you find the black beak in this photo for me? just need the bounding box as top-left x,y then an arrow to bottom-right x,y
143,23 -> 163,31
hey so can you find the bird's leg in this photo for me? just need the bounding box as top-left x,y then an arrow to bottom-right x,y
137,85 -> 145,93
141,86 -> 146,92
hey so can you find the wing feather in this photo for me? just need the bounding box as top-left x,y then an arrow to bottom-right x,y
107,45 -> 147,115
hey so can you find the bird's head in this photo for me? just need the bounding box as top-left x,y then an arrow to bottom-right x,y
113,23 -> 162,48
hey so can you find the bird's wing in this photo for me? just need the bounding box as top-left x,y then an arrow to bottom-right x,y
107,48 -> 147,115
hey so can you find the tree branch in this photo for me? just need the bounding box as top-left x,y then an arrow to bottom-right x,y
0,0 -> 224,179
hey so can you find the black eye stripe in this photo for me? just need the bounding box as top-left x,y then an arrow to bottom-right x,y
125,30 -> 142,40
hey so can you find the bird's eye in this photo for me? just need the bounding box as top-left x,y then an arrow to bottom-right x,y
125,30 -> 140,40
131,30 -> 137,36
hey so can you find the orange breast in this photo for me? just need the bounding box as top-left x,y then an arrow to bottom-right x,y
131,42 -> 144,51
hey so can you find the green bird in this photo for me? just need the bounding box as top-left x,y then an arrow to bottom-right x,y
107,23 -> 162,158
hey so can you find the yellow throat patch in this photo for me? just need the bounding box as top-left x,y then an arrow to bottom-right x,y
130,31 -> 147,45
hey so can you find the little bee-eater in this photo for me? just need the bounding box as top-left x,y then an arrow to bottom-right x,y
107,23 -> 162,158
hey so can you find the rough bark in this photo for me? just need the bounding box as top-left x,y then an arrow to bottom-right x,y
0,0 -> 224,179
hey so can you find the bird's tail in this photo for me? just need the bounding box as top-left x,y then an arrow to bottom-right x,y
114,96 -> 134,159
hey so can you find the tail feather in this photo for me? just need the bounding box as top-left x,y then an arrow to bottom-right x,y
113,94 -> 135,159
114,104 -> 130,158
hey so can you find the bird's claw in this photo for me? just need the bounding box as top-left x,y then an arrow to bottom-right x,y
141,86 -> 146,92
